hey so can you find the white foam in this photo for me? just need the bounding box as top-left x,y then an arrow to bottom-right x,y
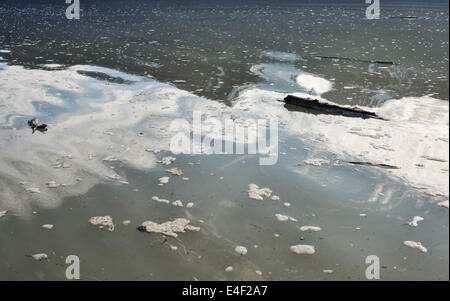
407,216 -> 424,227
299,226 -> 321,232
403,241 -> 427,253
248,184 -> 272,200
140,218 -> 200,237
235,246 -> 248,255
290,245 -> 315,255
89,216 -> 114,232
296,73 -> 333,95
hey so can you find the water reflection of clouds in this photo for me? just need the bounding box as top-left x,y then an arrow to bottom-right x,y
0,62 -> 447,217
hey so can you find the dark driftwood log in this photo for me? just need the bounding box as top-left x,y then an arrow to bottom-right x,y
314,55 -> 395,65
282,95 -> 384,120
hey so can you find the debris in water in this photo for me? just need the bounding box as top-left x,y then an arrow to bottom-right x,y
0,210 -> 7,218
270,195 -> 280,201
225,266 -> 233,272
323,269 -> 333,273
255,270 -> 263,276
186,202 -> 194,208
89,216 -> 115,232
437,201 -> 449,208
41,224 -> 54,230
407,216 -> 424,227
235,246 -> 248,255
122,220 -> 131,226
290,245 -> 315,255
248,184 -> 272,200
27,118 -> 48,134
166,167 -> 183,176
403,241 -> 427,253
137,218 -> 200,237
299,226 -> 321,232
283,202 -> 291,207
359,213 -> 367,217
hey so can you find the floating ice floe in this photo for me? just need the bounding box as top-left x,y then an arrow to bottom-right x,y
225,266 -> 233,272
283,202 -> 291,207
270,195 -> 280,201
122,220 -> 131,226
323,269 -> 333,273
255,270 -> 263,276
248,184 -> 272,200
186,202 -> 194,208
158,156 -> 176,165
235,246 -> 248,255
138,218 -> 200,237
290,245 -> 316,255
437,201 -> 449,208
30,253 -> 48,261
303,158 -> 330,167
275,214 -> 297,222
359,213 -> 367,217
403,241 -> 427,253
407,216 -> 424,227
0,50 -> 11,53
89,216 -> 115,232
41,224 -> 54,230
299,226 -> 321,232
0,210 -> 7,218
152,196 -> 170,204
166,167 -> 183,176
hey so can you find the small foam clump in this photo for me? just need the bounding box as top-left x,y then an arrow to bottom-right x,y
30,253 -> 48,261
158,177 -> 169,185
152,196 -> 170,204
299,226 -> 321,232
138,218 -> 200,237
166,167 -> 183,176
303,158 -> 330,167
407,216 -> 424,227
89,216 -> 115,232
403,241 -> 427,253
437,201 -> 449,208
275,214 -> 297,222
158,156 -> 176,165
290,245 -> 315,255
235,246 -> 248,255
248,184 -> 272,200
